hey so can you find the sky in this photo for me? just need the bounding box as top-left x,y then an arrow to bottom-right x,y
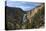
6,0 -> 41,11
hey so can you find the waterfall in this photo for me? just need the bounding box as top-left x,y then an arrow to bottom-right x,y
23,14 -> 27,23
21,14 -> 27,29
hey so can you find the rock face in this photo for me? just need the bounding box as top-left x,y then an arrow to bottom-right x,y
5,3 -> 45,30
5,6 -> 24,30
26,3 -> 45,28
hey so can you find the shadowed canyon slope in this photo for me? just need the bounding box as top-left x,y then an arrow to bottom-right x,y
5,6 -> 25,29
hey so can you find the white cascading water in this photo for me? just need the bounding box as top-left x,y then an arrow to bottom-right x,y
22,14 -> 27,29
23,14 -> 27,23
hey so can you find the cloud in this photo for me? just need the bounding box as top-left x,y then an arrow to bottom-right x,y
6,1 -> 41,11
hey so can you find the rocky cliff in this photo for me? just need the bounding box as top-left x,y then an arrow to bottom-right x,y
26,3 -> 45,28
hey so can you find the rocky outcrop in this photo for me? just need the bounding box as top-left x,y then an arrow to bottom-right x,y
26,3 -> 45,28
